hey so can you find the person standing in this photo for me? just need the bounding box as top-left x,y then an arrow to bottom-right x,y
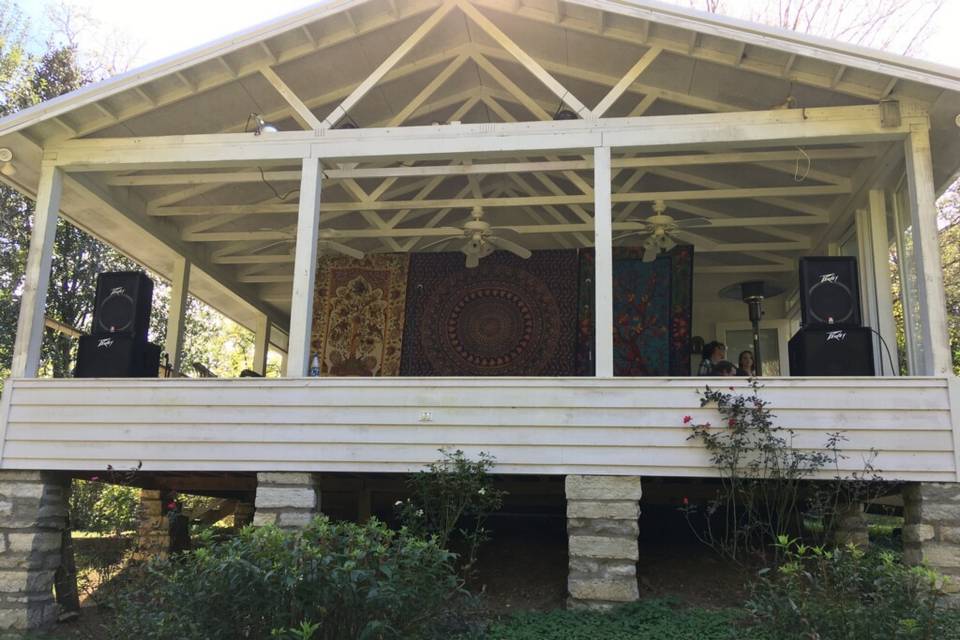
737,350 -> 755,377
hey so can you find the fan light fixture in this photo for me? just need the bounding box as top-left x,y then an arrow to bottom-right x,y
421,206 -> 531,268
0,148 -> 14,176
617,200 -> 711,262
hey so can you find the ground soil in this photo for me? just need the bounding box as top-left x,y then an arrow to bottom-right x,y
31,514 -> 752,638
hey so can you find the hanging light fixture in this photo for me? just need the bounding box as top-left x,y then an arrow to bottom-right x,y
0,148 -> 14,176
249,113 -> 278,135
554,108 -> 578,121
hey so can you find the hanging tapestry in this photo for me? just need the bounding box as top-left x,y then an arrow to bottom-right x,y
576,245 -> 694,376
310,254 -> 409,376
400,250 -> 579,376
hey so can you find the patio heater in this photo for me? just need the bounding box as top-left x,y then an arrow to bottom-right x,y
718,280 -> 784,376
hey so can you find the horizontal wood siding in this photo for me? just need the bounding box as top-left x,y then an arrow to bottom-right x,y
0,377 -> 957,481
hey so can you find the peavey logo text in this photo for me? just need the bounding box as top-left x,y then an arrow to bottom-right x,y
97,338 -> 115,348
819,273 -> 839,284
826,330 -> 847,342
110,286 -> 126,296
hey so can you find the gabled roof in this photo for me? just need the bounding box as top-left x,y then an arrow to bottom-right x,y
1,0 -> 958,339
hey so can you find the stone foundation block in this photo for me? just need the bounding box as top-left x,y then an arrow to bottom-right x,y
569,535 -> 639,561
903,482 -> 960,602
253,473 -> 321,530
567,517 -> 640,538
565,476 -> 643,501
568,577 -> 639,603
903,524 -> 936,543
567,500 -> 640,520
0,471 -> 68,636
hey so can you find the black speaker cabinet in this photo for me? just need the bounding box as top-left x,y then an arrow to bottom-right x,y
92,271 -> 154,340
788,327 -> 875,376
798,257 -> 862,328
75,335 -> 161,378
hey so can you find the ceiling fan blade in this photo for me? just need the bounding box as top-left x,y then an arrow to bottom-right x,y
420,236 -> 460,251
614,231 -> 645,242
487,235 -> 532,259
465,252 -> 480,268
675,218 -> 712,228
321,240 -> 365,260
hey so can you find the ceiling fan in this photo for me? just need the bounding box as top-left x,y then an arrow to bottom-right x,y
257,227 -> 365,260
616,200 -> 711,262
421,206 -> 532,268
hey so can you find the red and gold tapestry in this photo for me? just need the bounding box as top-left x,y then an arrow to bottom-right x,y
310,254 -> 409,376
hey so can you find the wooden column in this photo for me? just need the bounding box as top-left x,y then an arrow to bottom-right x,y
11,164 -> 63,378
594,146 -> 614,377
164,256 -> 190,372
252,313 -> 270,376
868,190 -> 897,375
904,125 -> 952,376
285,158 -> 322,377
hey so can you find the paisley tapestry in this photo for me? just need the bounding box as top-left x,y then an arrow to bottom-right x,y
576,245 -> 694,376
400,250 -> 578,376
310,254 -> 409,376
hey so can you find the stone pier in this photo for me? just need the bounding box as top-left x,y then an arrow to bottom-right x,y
903,482 -> 960,604
253,473 -> 321,529
136,489 -> 170,559
0,471 -> 69,636
565,475 -> 642,609
832,501 -> 869,547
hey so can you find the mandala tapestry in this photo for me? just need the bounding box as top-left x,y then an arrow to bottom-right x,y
310,254 -> 409,376
576,246 -> 694,376
400,250 -> 578,376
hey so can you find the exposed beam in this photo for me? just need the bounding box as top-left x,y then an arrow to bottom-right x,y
164,256 -> 191,372
49,105 -> 914,170
594,145 -> 613,376
159,184 -> 849,217
106,148 -> 870,186
593,46 -> 663,118
457,0 -> 592,117
321,0 -> 456,129
286,159 -> 322,376
259,66 -> 324,130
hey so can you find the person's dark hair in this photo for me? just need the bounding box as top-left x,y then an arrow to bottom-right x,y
712,360 -> 736,376
702,341 -> 724,361
739,350 -> 754,369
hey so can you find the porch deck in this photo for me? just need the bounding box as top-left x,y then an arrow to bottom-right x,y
2,376 -> 957,481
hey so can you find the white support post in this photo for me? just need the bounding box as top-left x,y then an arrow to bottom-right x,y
253,313 -> 270,376
164,256 -> 190,372
286,158 -> 323,377
868,190 -> 897,375
11,164 -> 63,378
594,146 -> 614,377
904,125 -> 952,376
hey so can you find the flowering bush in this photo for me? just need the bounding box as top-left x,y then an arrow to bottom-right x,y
395,449 -> 505,576
682,381 -> 883,562
104,517 -> 460,640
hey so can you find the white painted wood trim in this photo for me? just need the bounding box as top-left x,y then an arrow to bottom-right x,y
47,104 -> 913,169
11,164 -> 63,378
950,376 -> 960,482
253,314 -> 270,376
0,378 -> 14,466
164,256 -> 191,372
854,208 -> 882,374
904,124 -> 952,376
285,159 -> 323,376
259,66 -> 324,130
716,320 -> 793,376
594,146 -> 613,377
868,190 -> 897,376
593,46 -> 662,118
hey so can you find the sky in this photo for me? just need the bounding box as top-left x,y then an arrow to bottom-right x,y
19,0 -> 960,72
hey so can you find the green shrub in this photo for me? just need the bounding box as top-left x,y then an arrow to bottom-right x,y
69,479 -> 139,534
396,449 -> 505,574
105,516 -> 460,640
485,599 -> 761,640
747,536 -> 949,640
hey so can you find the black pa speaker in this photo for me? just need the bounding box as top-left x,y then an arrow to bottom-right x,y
798,257 -> 861,328
92,271 -> 154,340
75,335 -> 161,378
788,327 -> 875,376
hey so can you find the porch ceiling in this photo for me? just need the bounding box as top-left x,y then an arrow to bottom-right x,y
1,0 -> 958,324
